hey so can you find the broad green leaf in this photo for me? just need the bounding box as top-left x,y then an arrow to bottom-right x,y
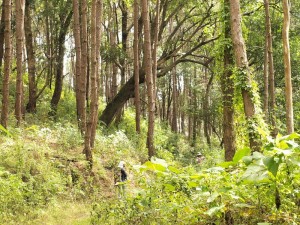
207,192 -> 220,203
188,181 -> 198,188
242,164 -> 270,183
168,166 -> 181,174
257,223 -> 272,225
243,156 -> 253,165
218,161 -> 235,168
205,205 -> 225,216
287,132 -> 300,140
278,140 -> 289,149
233,147 -> 251,163
164,183 -> 175,192
263,156 -> 281,177
151,157 -> 168,168
144,161 -> 166,172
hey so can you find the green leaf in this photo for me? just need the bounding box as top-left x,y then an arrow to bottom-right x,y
144,161 -> 166,172
168,166 -> 181,174
205,205 -> 225,216
0,124 -> 12,137
164,183 -> 175,192
207,192 -> 220,203
242,164 -> 270,183
243,156 -> 253,165
263,156 -> 281,177
188,181 -> 198,188
233,147 -> 251,163
257,223 -> 272,225
287,132 -> 300,140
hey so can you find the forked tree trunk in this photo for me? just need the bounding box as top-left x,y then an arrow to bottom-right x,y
141,0 -> 155,158
229,0 -> 260,152
0,0 -> 11,128
282,0 -> 294,134
15,0 -> 25,126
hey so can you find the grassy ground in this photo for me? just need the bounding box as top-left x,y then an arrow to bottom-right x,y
30,200 -> 91,225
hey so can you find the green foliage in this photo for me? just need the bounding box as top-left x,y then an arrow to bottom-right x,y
91,133 -> 300,224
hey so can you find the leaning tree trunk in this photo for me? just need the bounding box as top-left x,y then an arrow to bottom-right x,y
229,0 -> 261,152
282,0 -> 294,134
25,0 -> 37,113
0,0 -> 11,128
222,0 -> 236,161
142,0 -> 155,158
15,0 -> 25,126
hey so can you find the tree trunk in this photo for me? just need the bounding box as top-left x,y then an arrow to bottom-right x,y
171,57 -> 178,132
229,0 -> 260,152
84,0 -> 102,166
0,0 -> 11,128
282,0 -> 294,134
0,4 -> 5,70
222,0 -> 236,161
25,0 -> 37,113
49,10 -> 73,117
134,0 -> 141,133
142,0 -> 155,158
264,0 -> 277,137
203,70 -> 213,147
15,0 -> 25,126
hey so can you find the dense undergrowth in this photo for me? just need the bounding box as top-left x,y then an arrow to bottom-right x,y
0,109 -> 300,224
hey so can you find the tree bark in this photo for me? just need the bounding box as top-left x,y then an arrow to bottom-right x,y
25,0 -> 37,113
15,0 -> 25,126
49,9 -> 73,117
134,0 -> 141,133
222,0 -> 236,161
282,0 -> 294,134
0,3 -> 5,70
141,0 -> 155,158
264,0 -> 277,137
0,0 -> 11,128
171,57 -> 178,133
229,0 -> 260,152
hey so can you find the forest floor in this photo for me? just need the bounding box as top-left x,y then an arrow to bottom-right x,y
31,200 -> 91,225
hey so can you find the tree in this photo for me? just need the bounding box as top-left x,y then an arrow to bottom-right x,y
141,0 -> 155,158
222,0 -> 236,161
24,0 -> 37,113
282,0 -> 294,134
264,0 -> 277,137
134,0 -> 141,133
1,0 -> 12,128
49,0 -> 73,117
229,0 -> 261,152
15,0 -> 25,126
83,0 -> 102,166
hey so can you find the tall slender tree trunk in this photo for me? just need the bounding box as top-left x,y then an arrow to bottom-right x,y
84,0 -> 102,166
229,0 -> 261,152
171,57 -> 178,133
264,0 -> 277,137
134,0 -> 141,133
49,10 -> 73,117
90,0 -> 102,148
263,37 -> 269,116
1,0 -> 11,128
0,4 -> 5,70
282,0 -> 294,134
15,0 -> 25,126
203,71 -> 213,147
222,0 -> 236,161
25,0 -> 37,113
142,0 -> 155,158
